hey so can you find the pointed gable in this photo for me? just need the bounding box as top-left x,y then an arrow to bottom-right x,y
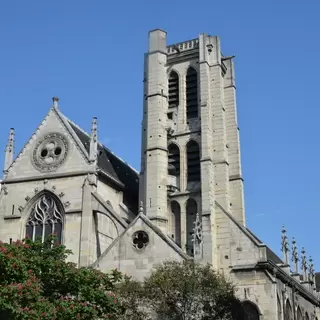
4,107 -> 91,180
93,213 -> 190,281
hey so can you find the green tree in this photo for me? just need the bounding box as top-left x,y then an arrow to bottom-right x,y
139,260 -> 244,320
0,236 -> 123,320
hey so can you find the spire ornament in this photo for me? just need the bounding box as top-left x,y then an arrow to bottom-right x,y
192,213 -> 203,260
89,117 -> 98,163
3,128 -> 15,173
308,256 -> 315,284
138,201 -> 144,215
301,247 -> 308,281
291,237 -> 299,273
52,97 -> 59,109
281,226 -> 289,264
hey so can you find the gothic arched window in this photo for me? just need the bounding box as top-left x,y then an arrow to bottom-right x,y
277,295 -> 282,320
168,71 -> 179,108
186,67 -> 198,120
285,300 -> 293,320
186,198 -> 198,256
297,307 -> 303,320
305,313 -> 310,320
242,301 -> 260,320
170,201 -> 181,246
26,193 -> 63,244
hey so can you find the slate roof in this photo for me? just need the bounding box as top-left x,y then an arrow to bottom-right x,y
67,120 -> 139,209
245,227 -> 283,264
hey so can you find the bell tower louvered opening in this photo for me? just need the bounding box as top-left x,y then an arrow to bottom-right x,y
186,140 -> 200,185
168,144 -> 180,176
186,67 -> 198,120
170,201 -> 181,246
168,71 -> 179,108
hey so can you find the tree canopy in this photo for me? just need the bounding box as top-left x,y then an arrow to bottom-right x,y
119,260 -> 245,320
0,237 -> 245,320
0,236 -> 123,320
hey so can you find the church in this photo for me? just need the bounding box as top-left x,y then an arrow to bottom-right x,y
0,29 -> 319,319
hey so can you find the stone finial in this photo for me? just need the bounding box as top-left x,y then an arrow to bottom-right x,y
138,201 -> 144,215
308,256 -> 315,284
291,237 -> 299,273
193,213 -> 203,243
89,117 -> 98,163
4,128 -> 15,172
192,213 -> 203,260
301,247 -> 308,281
91,117 -> 98,141
52,97 -> 59,109
281,226 -> 289,264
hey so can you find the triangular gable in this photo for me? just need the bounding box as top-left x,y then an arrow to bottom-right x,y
4,107 -> 91,179
92,214 -> 192,268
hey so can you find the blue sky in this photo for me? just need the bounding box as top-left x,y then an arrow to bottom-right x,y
1,0 -> 319,268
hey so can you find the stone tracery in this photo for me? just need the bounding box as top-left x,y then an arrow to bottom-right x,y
25,193 -> 63,243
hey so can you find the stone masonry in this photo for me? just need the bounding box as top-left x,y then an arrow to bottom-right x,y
0,29 -> 319,319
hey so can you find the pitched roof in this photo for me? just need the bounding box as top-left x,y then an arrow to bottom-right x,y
64,116 -> 139,204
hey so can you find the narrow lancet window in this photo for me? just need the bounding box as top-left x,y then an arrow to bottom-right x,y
186,198 -> 198,257
285,301 -> 292,320
297,308 -> 303,320
277,296 -> 282,320
186,67 -> 198,119
26,194 -> 63,243
170,201 -> 181,246
186,140 -> 200,186
168,71 -> 179,108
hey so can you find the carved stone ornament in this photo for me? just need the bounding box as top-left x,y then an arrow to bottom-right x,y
32,133 -> 69,172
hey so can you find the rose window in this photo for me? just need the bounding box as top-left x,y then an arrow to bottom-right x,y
32,133 -> 68,172
132,231 -> 149,249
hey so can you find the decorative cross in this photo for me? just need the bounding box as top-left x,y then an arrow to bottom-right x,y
301,247 -> 308,281
281,226 -> 289,264
291,237 -> 299,273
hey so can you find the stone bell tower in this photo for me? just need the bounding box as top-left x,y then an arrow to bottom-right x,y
139,29 -> 245,259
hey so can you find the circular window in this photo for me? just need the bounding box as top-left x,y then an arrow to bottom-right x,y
132,231 -> 149,250
32,133 -> 69,172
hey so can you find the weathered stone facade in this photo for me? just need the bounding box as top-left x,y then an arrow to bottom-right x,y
0,29 -> 319,319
